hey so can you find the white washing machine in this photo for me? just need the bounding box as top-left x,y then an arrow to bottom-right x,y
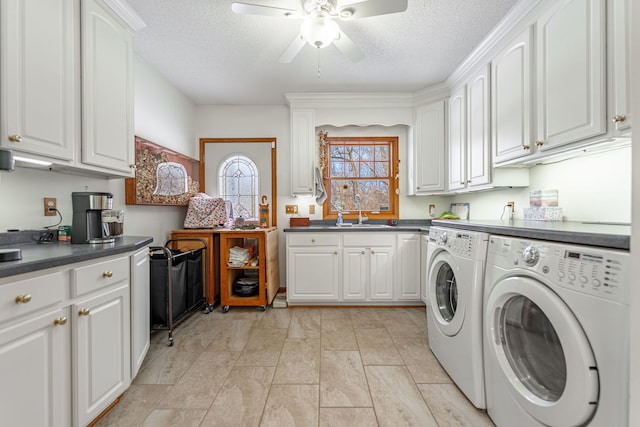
426,226 -> 489,409
484,235 -> 629,427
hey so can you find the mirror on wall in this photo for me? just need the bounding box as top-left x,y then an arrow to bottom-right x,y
199,138 -> 277,227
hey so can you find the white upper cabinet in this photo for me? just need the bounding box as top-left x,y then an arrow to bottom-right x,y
81,0 -> 135,175
447,87 -> 466,191
535,0 -> 606,151
609,0 -> 631,135
491,27 -> 533,165
290,110 -> 316,196
412,100 -> 446,194
0,0 -> 78,161
466,65 -> 491,188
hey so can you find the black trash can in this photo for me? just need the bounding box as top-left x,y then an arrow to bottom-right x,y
150,249 -> 188,326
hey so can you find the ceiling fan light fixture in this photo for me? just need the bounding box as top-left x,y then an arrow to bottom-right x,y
300,12 -> 340,48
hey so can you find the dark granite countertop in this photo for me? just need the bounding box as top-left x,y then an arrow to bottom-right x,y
431,219 -> 630,250
0,231 -> 154,278
284,219 -> 431,233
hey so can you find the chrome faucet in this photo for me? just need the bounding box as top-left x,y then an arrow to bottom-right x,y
355,194 -> 368,225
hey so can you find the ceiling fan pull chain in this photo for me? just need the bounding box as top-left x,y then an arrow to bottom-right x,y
317,47 -> 321,78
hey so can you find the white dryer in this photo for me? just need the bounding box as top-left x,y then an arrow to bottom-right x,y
484,235 -> 629,427
426,226 -> 489,409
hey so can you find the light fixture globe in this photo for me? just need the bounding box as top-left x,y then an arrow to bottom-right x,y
301,11 -> 339,48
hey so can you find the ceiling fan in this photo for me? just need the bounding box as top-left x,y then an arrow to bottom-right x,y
231,0 -> 408,63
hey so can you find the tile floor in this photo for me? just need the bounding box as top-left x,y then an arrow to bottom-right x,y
96,306 -> 494,427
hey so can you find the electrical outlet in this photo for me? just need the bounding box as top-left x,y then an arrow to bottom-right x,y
44,197 -> 57,216
285,204 -> 298,214
309,204 -> 315,214
507,201 -> 515,213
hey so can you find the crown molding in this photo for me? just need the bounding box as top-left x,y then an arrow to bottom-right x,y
102,0 -> 146,31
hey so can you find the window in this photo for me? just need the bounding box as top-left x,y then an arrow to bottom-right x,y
219,155 -> 259,220
322,136 -> 399,219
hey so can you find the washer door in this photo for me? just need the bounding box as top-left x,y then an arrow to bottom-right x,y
486,276 -> 599,426
428,248 -> 465,336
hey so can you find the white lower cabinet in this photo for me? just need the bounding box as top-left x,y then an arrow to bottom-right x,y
73,283 -> 130,427
0,246 -> 146,427
0,307 -> 72,427
396,233 -> 421,300
130,247 -> 150,378
286,233 -> 341,302
287,232 -> 422,304
343,245 -> 394,301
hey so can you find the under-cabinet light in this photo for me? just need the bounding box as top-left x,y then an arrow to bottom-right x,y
13,155 -> 53,167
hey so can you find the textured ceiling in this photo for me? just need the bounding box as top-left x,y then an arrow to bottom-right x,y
128,0 -> 518,105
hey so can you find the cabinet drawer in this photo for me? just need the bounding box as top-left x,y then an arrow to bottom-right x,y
0,271 -> 67,323
287,233 -> 340,247
73,256 -> 129,297
343,233 -> 395,247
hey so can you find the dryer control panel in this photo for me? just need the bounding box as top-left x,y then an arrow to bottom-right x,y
429,226 -> 488,260
488,236 -> 629,303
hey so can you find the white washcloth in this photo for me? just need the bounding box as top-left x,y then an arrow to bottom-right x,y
315,167 -> 327,205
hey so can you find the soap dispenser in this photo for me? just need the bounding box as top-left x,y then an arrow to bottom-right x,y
336,211 -> 343,225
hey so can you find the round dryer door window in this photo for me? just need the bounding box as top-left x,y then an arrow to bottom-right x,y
486,276 -> 599,426
428,251 -> 465,336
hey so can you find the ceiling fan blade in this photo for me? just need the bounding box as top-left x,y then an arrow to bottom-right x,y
333,31 -> 364,62
338,0 -> 408,19
231,2 -> 301,18
279,34 -> 306,63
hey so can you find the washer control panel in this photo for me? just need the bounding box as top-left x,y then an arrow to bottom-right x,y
429,226 -> 488,260
488,236 -> 629,303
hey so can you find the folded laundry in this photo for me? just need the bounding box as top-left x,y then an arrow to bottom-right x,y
228,246 -> 251,267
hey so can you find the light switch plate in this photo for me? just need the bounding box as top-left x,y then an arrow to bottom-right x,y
309,205 -> 315,214
285,204 -> 298,214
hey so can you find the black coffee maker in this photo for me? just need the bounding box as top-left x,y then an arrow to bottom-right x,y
71,192 -> 115,244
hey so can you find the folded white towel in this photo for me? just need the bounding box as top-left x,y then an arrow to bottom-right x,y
315,167 -> 327,205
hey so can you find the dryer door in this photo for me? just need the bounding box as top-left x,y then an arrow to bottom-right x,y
486,276 -> 598,426
427,248 -> 466,336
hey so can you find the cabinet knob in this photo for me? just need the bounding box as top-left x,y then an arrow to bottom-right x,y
78,308 -> 91,316
311,239 -> 315,243
612,114 -> 626,123
522,144 -> 531,150
371,250 -> 375,254
361,251 -> 365,254
15,294 -> 32,304
535,140 -> 544,147
333,251 -> 338,255
102,271 -> 113,278
466,180 -> 472,184
129,164 -> 136,169
8,134 -> 22,143
460,181 -> 465,185
54,316 -> 67,326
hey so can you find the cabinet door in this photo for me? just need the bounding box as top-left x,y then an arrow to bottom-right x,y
466,65 -> 491,188
74,283 -> 131,427
1,0 -> 77,161
413,101 -> 446,194
81,0 -> 134,175
0,308 -> 71,427
287,247 -> 340,301
369,247 -> 394,300
343,248 -> 367,300
609,0 -> 631,134
491,27 -> 533,164
130,247 -> 149,379
448,86 -> 467,191
396,234 -> 421,301
290,110 -> 316,195
420,235 -> 429,304
536,0 -> 606,150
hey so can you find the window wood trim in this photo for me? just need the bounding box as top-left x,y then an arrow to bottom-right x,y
322,136 -> 399,220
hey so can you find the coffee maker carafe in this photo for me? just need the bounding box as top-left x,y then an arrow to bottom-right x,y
71,192 -> 117,244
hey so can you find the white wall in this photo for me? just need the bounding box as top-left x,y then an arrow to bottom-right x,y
451,146 -> 632,222
111,57 -> 197,246
196,105 -> 289,283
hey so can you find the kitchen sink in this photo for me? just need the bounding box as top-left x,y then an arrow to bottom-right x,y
336,223 -> 391,228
